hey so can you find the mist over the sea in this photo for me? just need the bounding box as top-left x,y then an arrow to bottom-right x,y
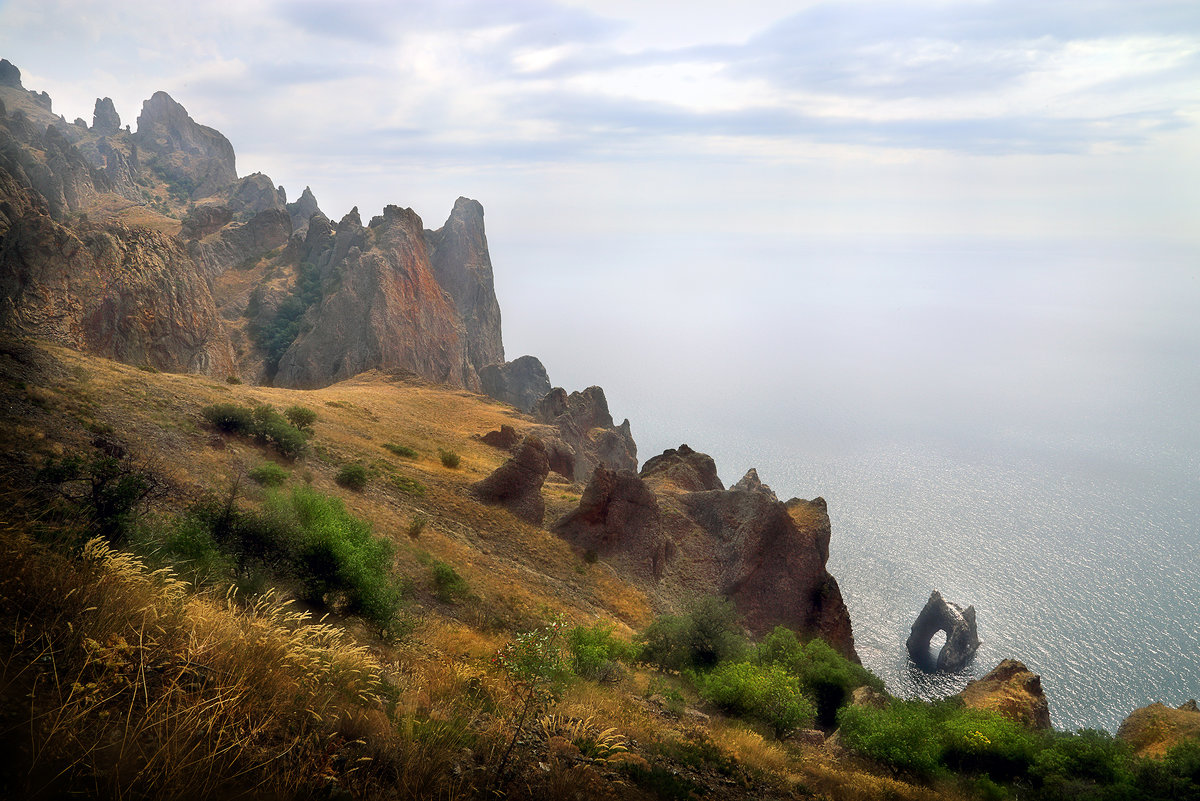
501,232 -> 1200,731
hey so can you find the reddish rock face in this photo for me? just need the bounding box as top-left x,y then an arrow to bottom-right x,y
472,436 -> 550,526
556,443 -> 859,662
274,205 -> 476,390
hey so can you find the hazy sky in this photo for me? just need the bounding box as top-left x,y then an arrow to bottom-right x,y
3,0 -> 1199,478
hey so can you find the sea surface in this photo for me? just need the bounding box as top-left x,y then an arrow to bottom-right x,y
506,233 -> 1200,732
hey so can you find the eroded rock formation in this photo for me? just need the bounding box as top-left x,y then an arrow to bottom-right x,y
134,91 -> 236,198
640,444 -> 723,492
534,385 -> 638,482
480,355 -> 551,413
906,590 -> 980,672
957,659 -> 1051,729
472,436 -> 550,525
286,186 -> 323,234
1118,700 -> 1200,758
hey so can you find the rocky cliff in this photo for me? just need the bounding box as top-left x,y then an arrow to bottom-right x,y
554,443 -> 859,660
133,91 -> 236,199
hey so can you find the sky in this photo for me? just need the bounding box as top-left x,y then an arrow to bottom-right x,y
2,0 -> 1199,477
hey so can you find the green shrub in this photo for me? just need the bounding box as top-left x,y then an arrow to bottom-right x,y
247,462 -> 289,487
157,514 -> 231,585
1134,738 -> 1200,800
756,627 -> 885,728
637,596 -> 746,671
391,475 -> 426,496
202,402 -> 254,433
407,515 -> 427,539
569,622 -> 633,682
225,375 -> 242,384
941,707 -> 1042,780
438,449 -> 461,468
383,442 -> 419,459
201,403 -> 307,457
1031,729 -> 1133,795
698,661 -> 814,737
836,700 -> 942,777
37,451 -> 164,543
335,463 -> 369,491
284,405 -> 317,430
431,560 -> 470,603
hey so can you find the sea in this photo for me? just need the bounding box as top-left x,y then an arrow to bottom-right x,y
505,233 -> 1200,732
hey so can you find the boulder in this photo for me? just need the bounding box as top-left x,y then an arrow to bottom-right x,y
479,424 -> 520,451
479,355 -> 551,413
92,97 -> 121,134
906,590 -> 980,672
957,660 -> 1051,730
180,204 -> 234,241
640,444 -> 723,492
471,436 -> 549,526
224,172 -> 285,220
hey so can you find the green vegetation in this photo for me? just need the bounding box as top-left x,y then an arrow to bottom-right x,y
284,405 -> 317,430
636,595 -> 746,671
249,261 -> 324,377
335,463 -> 369,491
697,661 -> 814,737
383,442 -> 419,459
755,625 -> 884,728
431,560 -> 471,603
406,515 -> 427,539
37,450 -> 165,544
247,462 -> 289,487
160,485 -> 405,635
391,475 -> 426,496
568,622 -> 634,682
201,402 -> 308,457
437,448 -> 461,468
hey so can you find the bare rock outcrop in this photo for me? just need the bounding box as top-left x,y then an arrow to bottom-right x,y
640,444 -> 723,492
554,442 -> 858,661
286,186 -> 323,234
224,172 -> 285,220
480,355 -> 551,413
425,197 -> 504,373
134,91 -> 236,198
732,468 -> 777,500
535,385 -> 638,481
92,97 -> 121,134
187,208 -> 291,279
471,436 -> 550,525
0,59 -> 21,89
1118,700 -> 1200,758
957,659 -> 1051,730
906,590 -> 980,672
480,424 -> 521,451
274,204 -> 474,389
553,465 -> 670,581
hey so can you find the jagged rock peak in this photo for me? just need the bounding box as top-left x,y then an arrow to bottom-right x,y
640,444 -> 724,492
286,185 -> 323,233
92,97 -> 120,133
732,468 -> 777,500
0,59 -> 22,88
134,91 -> 236,197
480,355 -> 551,413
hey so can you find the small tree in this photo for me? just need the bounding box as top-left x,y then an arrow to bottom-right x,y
37,448 -> 166,543
490,616 -> 571,791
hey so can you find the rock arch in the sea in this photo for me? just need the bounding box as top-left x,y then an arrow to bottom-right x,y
906,590 -> 980,672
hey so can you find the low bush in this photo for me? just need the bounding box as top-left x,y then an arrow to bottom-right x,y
383,442 -> 419,459
438,449 -> 461,468
37,450 -> 165,544
407,515 -> 427,539
568,622 -> 634,682
837,700 -> 942,777
248,462 -> 289,487
637,596 -> 746,671
1031,729 -> 1132,796
941,707 -> 1041,779
431,560 -> 471,603
698,661 -> 814,737
756,627 -> 884,728
336,463 -> 369,491
201,403 -> 307,458
391,475 -> 426,496
284,405 -> 317,430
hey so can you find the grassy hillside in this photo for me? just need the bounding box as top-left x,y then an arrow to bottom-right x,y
2,338 -> 1195,801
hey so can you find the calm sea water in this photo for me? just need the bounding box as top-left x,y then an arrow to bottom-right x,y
508,234 -> 1200,732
